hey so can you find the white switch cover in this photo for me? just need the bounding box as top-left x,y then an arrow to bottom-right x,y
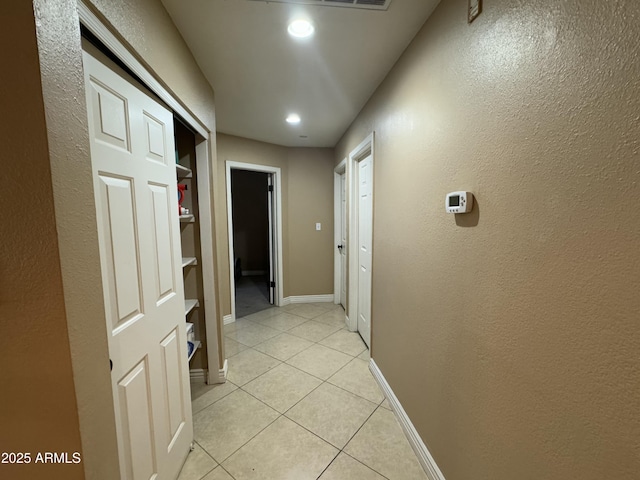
316,223 -> 321,231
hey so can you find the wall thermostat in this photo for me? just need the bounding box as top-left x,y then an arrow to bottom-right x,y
445,191 -> 474,214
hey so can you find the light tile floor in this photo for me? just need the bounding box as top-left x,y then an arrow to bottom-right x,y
180,303 -> 427,480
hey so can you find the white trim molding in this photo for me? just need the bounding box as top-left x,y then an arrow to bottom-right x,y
285,294 -> 335,304
280,297 -> 291,306
347,133 -> 375,333
334,159 -> 347,307
189,369 -> 207,382
225,161 -> 284,321
369,359 -> 446,480
345,315 -> 355,332
223,314 -> 234,325
77,1 -> 209,139
201,360 -> 227,385
215,359 -> 228,384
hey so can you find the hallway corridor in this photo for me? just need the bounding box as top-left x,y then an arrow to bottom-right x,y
180,303 -> 427,479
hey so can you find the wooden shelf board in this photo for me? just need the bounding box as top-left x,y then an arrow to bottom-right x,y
187,340 -> 201,362
179,214 -> 195,223
184,299 -> 199,316
176,164 -> 192,178
181,257 -> 197,268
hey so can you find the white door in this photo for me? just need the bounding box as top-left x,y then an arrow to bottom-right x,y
339,173 -> 347,309
357,155 -> 373,347
83,48 -> 193,480
267,174 -> 276,304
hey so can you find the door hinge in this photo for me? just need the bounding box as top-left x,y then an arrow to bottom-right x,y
268,185 -> 274,192
270,281 -> 276,287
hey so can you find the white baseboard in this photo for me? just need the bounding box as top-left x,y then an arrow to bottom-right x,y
223,314 -> 234,325
217,359 -> 228,383
346,314 -> 357,332
189,368 -> 207,382
280,297 -> 291,306
203,359 -> 227,384
284,294 -> 335,304
369,359 -> 446,480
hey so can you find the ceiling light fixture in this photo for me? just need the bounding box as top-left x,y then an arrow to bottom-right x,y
287,19 -> 314,38
286,113 -> 301,125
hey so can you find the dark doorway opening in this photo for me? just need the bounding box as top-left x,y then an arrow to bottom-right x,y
231,170 -> 273,318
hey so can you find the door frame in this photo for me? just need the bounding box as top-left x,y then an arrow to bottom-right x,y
225,161 -> 284,322
347,133 -> 375,334
333,159 -> 347,307
53,3 -> 223,475
78,1 -> 223,386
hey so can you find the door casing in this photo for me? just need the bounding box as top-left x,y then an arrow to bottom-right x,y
45,4 -> 223,476
347,134 -> 375,344
333,159 -> 347,310
225,161 -> 284,322
83,44 -> 192,479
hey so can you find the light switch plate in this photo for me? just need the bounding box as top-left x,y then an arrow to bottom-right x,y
316,223 -> 321,231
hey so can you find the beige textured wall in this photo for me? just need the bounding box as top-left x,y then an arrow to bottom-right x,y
88,0 -> 215,131
335,0 -> 640,479
0,3 -> 84,479
23,0 -> 220,477
216,134 -> 335,315
287,148 -> 335,296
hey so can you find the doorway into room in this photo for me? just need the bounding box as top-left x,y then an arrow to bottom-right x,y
226,162 -> 283,322
334,160 -> 347,311
230,170 -> 272,317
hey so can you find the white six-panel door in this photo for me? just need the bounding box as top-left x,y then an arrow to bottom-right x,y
83,48 -> 192,480
357,155 -> 373,347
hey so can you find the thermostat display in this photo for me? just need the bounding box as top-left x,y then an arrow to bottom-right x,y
446,191 -> 474,213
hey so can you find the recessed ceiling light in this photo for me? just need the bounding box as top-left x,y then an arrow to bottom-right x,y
288,19 -> 314,38
286,113 -> 301,125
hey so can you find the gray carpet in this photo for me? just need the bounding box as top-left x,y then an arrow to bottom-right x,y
235,275 -> 271,318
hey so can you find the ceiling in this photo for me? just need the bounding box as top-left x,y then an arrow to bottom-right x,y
160,0 -> 441,147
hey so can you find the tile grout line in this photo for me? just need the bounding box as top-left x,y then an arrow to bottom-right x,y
209,410 -> 281,467
191,382 -> 239,416
336,404 -> 391,479
314,450 -> 342,480
227,322 -> 377,405
204,305 -> 388,478
192,440 -> 218,480
341,450 -> 392,480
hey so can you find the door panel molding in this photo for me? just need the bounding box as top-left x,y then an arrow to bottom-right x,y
78,0 -> 208,139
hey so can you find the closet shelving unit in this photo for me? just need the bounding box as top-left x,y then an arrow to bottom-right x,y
181,257 -> 197,268
175,118 -> 207,371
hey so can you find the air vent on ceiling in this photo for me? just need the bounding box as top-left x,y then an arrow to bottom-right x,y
248,0 -> 391,11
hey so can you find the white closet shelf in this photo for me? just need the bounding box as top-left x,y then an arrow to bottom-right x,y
181,257 -> 197,268
175,164 -> 192,178
187,340 -> 201,362
184,299 -> 199,316
179,214 -> 195,223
